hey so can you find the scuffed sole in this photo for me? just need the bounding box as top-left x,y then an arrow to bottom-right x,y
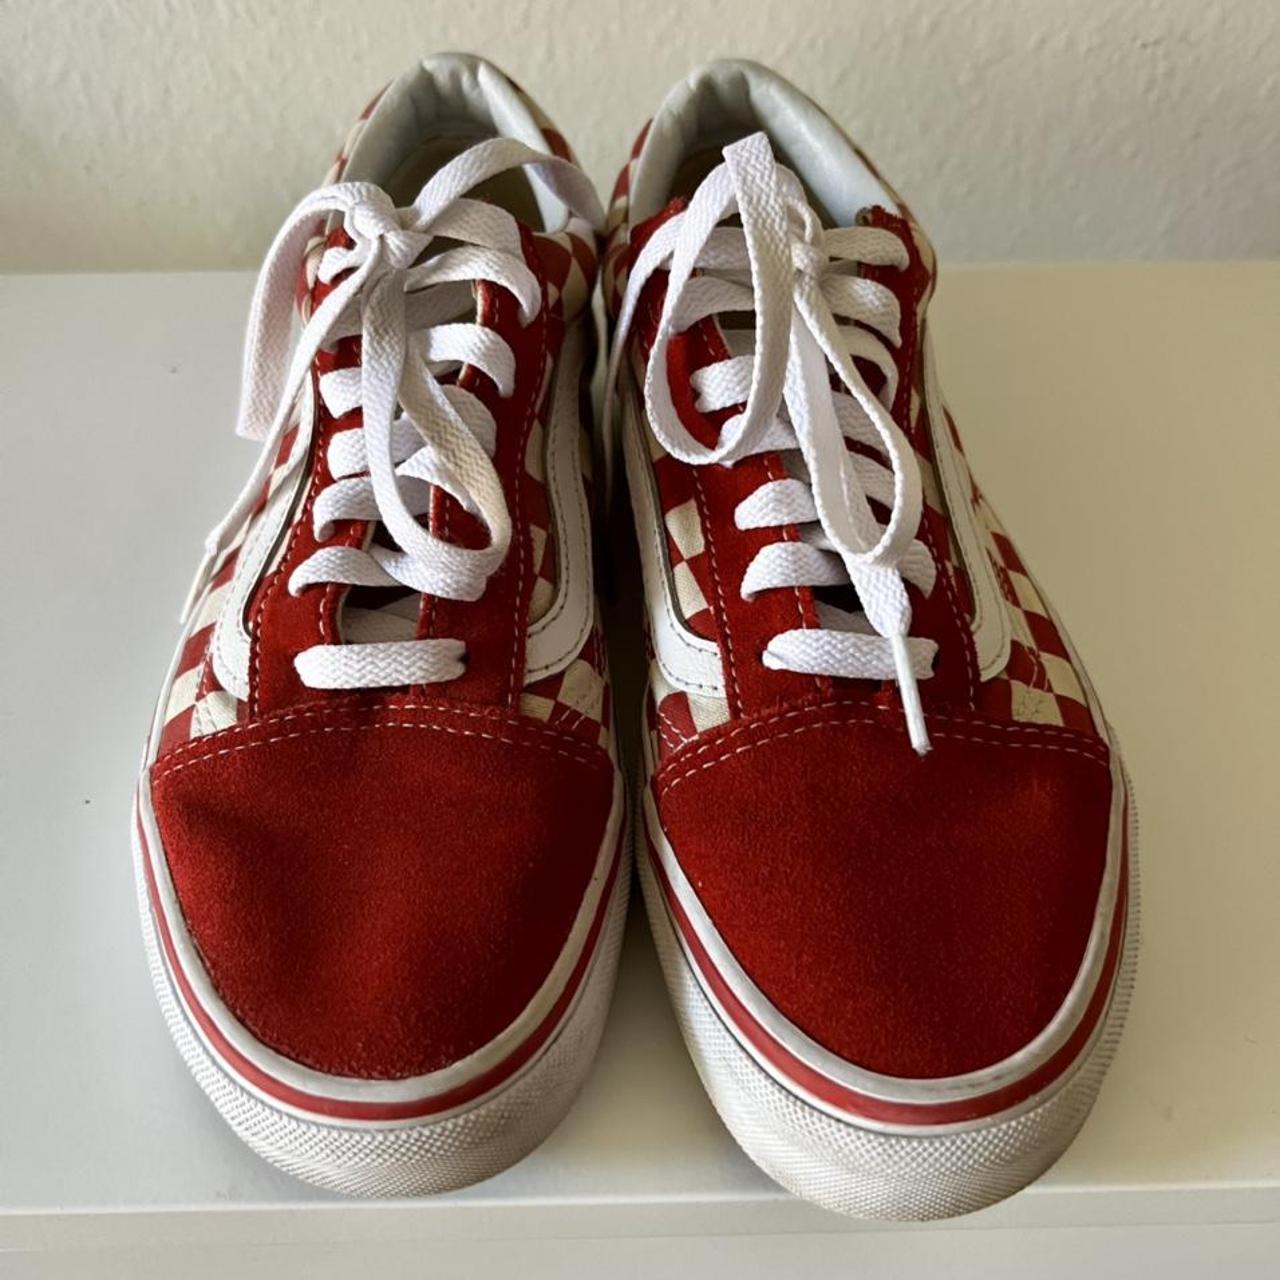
131,807 -> 630,1198
637,782 -> 1139,1221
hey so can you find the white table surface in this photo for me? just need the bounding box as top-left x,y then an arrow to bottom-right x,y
1,263 -> 1278,1276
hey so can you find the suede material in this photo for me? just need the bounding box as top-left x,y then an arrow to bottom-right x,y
655,701 -> 1112,1079
150,700 -> 613,1079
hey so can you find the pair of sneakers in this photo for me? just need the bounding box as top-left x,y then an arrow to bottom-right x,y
132,54 -> 1137,1219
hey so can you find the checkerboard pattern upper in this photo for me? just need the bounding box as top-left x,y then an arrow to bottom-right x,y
156,72 -> 609,759
606,125 -> 1103,764
520,611 -> 614,755
972,491 -> 1096,732
157,416 -> 301,755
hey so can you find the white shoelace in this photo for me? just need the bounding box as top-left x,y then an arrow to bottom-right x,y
606,132 -> 937,752
184,138 -> 602,691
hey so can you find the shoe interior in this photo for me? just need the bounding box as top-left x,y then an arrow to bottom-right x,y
340,52 -> 565,230
631,59 -> 898,227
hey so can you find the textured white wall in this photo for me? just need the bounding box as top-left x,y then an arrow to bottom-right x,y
2,0 -> 1276,270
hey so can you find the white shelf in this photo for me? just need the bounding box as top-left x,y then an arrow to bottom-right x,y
2,265 -> 1278,1276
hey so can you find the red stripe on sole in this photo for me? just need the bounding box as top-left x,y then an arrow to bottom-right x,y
137,798 -> 622,1122
648,803 -> 1130,1127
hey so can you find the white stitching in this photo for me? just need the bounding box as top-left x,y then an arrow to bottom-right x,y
156,696 -> 599,763
505,266 -> 551,706
624,402 -> 723,697
525,337 -> 592,659
662,696 -> 1107,763
154,715 -> 605,781
656,703 -> 695,750
249,383 -> 327,717
692,466 -> 743,711
657,711 -> 1110,798
654,697 -> 1110,787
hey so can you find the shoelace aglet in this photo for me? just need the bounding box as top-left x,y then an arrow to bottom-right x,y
891,633 -> 931,756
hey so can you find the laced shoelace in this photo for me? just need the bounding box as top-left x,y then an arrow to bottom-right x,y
184,138 -> 602,691
605,131 -> 937,752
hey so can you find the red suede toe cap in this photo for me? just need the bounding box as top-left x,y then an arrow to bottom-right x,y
149,701 -> 615,1079
654,702 -> 1113,1079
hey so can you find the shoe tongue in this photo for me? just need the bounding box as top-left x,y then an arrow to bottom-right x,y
302,188 -> 593,337
621,158 -> 928,456
301,214 -> 531,653
625,196 -> 935,450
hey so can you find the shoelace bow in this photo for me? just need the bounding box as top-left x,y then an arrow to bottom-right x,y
606,132 -> 938,752
184,138 -> 602,691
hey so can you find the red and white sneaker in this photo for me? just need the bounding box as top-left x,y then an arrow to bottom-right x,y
604,61 -> 1137,1220
132,55 -> 626,1196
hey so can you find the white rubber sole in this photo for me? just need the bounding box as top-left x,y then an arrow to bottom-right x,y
637,777 -> 1139,1221
131,802 -> 631,1198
